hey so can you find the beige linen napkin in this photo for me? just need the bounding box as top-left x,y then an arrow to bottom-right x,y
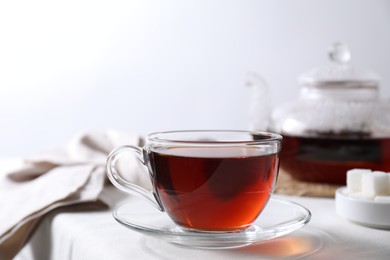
0,130 -> 150,259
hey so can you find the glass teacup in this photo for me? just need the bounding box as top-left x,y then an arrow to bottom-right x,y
106,130 -> 282,232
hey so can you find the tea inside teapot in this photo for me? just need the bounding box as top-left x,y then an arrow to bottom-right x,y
250,43 -> 390,185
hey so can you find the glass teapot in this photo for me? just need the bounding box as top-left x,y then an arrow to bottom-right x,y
248,43 -> 390,185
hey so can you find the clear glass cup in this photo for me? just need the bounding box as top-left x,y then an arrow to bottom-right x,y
106,130 -> 282,232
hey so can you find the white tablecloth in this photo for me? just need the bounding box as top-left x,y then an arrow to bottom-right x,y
14,186 -> 390,260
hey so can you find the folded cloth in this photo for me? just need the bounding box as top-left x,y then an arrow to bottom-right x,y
0,130 -> 150,259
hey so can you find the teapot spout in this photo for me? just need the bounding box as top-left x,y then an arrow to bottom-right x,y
246,72 -> 271,131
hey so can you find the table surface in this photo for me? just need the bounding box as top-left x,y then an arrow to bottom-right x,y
14,186 -> 390,260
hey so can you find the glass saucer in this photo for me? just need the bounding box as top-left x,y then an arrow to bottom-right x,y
113,196 -> 311,249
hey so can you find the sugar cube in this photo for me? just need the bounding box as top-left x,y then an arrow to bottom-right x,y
361,171 -> 389,197
374,196 -> 390,203
347,169 -> 372,193
348,191 -> 374,201
388,175 -> 390,192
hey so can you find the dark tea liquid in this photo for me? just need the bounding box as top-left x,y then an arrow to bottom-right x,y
280,135 -> 390,184
149,147 -> 279,231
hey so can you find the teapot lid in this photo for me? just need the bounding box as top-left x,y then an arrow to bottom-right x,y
299,42 -> 380,88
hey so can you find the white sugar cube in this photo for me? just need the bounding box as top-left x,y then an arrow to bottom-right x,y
374,196 -> 390,203
347,169 -> 372,193
348,192 -> 373,201
361,171 -> 389,197
386,171 -> 390,195
372,171 -> 390,195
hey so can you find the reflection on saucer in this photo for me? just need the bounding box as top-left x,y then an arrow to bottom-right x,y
232,227 -> 326,258
142,228 -> 326,260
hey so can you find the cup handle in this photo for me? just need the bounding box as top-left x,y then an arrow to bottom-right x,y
106,145 -> 164,211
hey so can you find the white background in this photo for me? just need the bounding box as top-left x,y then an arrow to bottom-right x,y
0,0 -> 389,156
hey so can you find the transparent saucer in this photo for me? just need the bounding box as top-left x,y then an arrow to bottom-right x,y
113,197 -> 311,249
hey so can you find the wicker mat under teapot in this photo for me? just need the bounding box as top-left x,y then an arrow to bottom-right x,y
275,169 -> 342,198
